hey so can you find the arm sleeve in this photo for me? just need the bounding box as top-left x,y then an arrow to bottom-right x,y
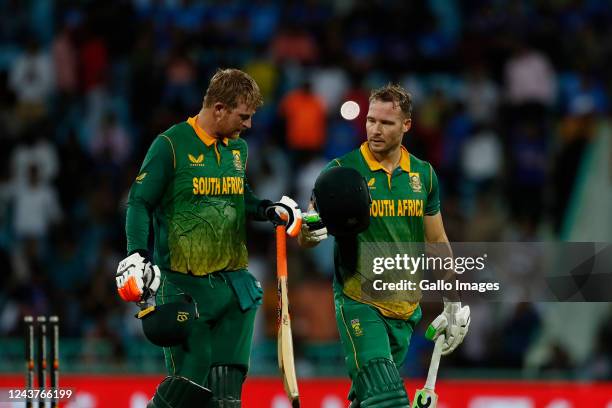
425,163 -> 441,216
126,135 -> 174,253
242,140 -> 272,220
244,180 -> 272,221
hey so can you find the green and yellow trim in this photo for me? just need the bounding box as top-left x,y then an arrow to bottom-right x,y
339,299 -> 360,371
359,142 -> 411,188
359,142 -> 411,174
160,134 -> 176,169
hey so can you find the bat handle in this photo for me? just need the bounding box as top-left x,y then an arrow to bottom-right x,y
276,225 -> 287,278
424,334 -> 445,391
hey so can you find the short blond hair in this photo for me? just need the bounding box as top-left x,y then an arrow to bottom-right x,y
369,84 -> 412,119
203,68 -> 263,109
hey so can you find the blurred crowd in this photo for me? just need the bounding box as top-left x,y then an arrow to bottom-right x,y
0,0 -> 611,378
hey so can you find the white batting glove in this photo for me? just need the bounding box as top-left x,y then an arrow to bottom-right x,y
265,196 -> 303,237
116,252 -> 161,302
426,301 -> 471,355
300,210 -> 328,243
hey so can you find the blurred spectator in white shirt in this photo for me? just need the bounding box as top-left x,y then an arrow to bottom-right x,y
9,38 -> 54,122
11,130 -> 59,187
505,43 -> 557,107
461,126 -> 503,184
13,164 -> 62,240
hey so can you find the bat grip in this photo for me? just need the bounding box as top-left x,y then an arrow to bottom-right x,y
276,225 -> 287,278
425,334 -> 445,391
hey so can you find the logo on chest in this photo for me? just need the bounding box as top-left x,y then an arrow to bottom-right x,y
232,150 -> 243,172
188,153 -> 205,167
409,172 -> 422,192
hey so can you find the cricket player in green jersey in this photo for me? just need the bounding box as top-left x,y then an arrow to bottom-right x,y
300,84 -> 471,407
115,69 -> 302,408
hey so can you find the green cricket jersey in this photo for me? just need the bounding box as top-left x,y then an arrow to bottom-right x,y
328,142 -> 440,320
126,116 -> 268,276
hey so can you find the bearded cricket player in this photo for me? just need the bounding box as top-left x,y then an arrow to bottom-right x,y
299,84 -> 471,407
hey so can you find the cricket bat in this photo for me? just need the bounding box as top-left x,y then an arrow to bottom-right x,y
275,225 -> 300,408
411,334 -> 445,408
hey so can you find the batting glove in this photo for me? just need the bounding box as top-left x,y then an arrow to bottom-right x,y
426,301 -> 471,355
116,251 -> 161,302
300,210 -> 328,243
265,196 -> 303,237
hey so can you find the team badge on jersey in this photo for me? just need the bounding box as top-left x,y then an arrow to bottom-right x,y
368,178 -> 376,190
351,319 -> 364,336
188,153 -> 205,167
232,150 -> 243,172
409,173 -> 422,192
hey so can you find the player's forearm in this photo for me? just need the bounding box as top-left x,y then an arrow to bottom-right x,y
244,181 -> 271,221
247,198 -> 273,221
126,198 -> 152,254
125,134 -> 174,254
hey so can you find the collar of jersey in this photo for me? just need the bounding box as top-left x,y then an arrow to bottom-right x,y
187,116 -> 229,147
360,142 -> 410,173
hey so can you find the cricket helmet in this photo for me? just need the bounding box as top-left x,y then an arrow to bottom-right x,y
136,294 -> 199,347
312,166 -> 372,237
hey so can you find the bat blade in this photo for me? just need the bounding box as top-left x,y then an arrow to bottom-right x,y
278,277 -> 300,406
276,226 -> 300,407
411,389 -> 438,408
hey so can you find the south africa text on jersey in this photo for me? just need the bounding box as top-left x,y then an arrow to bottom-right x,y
192,176 -> 244,195
370,199 -> 424,217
